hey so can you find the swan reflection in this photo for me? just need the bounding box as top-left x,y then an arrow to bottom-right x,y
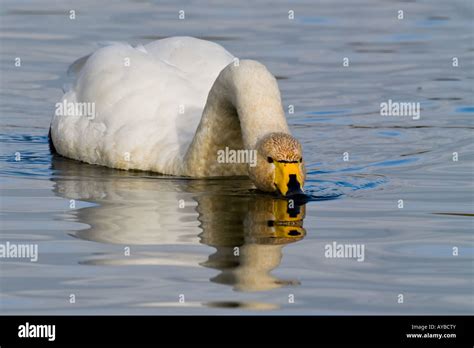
51,155 -> 306,294
198,195 -> 305,291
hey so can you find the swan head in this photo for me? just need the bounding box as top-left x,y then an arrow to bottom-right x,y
250,133 -> 306,197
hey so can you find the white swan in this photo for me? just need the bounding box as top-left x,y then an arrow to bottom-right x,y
50,36 -> 305,196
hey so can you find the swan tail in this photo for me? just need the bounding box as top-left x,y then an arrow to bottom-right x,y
48,128 -> 57,154
67,53 -> 91,77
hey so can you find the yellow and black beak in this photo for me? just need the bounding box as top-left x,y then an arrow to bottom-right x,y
273,161 -> 304,197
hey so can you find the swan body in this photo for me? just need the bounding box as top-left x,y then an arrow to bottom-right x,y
51,37 -> 305,195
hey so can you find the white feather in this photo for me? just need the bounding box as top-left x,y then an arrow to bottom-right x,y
51,37 -> 234,174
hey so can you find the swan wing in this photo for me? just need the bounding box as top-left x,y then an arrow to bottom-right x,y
51,37 -> 234,174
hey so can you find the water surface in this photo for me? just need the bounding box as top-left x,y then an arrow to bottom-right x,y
0,0 -> 473,314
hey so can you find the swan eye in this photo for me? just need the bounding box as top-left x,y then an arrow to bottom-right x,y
267,157 -> 273,163
299,158 -> 303,163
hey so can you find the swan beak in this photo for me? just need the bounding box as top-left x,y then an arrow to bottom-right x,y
274,162 -> 304,197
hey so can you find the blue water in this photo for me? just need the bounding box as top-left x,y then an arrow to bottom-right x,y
0,0 -> 473,314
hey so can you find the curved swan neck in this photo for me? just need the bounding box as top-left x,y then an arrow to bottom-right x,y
184,60 -> 289,176
213,59 -> 289,148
